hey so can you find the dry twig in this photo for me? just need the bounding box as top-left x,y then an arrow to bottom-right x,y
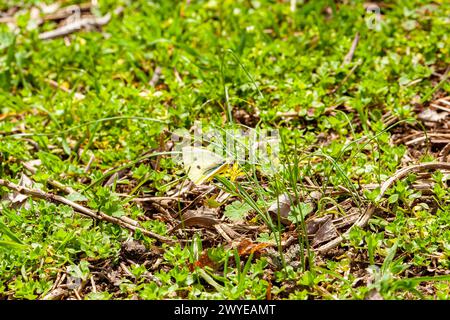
343,32 -> 360,65
39,13 -> 111,40
316,162 -> 450,253
0,179 -> 173,243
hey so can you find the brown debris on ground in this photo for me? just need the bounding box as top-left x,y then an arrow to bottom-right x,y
393,96 -> 450,163
0,2 -> 116,40
1,68 -> 450,299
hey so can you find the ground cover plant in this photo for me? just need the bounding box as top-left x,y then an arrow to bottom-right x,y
0,0 -> 449,300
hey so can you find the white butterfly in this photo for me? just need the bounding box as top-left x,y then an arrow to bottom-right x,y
182,147 -> 229,185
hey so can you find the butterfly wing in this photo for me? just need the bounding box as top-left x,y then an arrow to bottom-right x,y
182,147 -> 227,185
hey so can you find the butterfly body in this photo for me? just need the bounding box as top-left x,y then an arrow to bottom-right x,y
182,147 -> 229,185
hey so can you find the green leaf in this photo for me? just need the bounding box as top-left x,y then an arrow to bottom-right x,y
0,221 -> 23,244
66,192 -> 88,202
256,232 -> 276,244
224,200 -> 253,221
381,241 -> 399,274
388,194 -> 399,204
288,202 -> 313,223
0,241 -> 28,251
85,292 -> 113,300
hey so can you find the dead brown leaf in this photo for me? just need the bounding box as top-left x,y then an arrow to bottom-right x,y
169,207 -> 220,233
268,194 -> 292,225
418,109 -> 448,122
312,217 -> 339,247
231,238 -> 271,256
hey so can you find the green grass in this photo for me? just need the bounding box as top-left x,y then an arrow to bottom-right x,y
0,0 -> 449,300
